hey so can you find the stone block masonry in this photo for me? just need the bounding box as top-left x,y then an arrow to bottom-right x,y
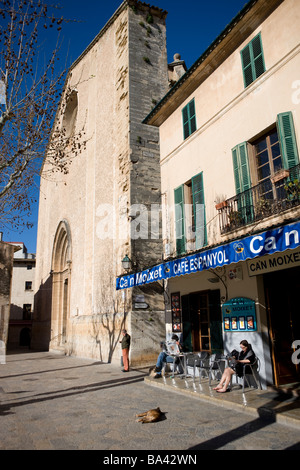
33,1 -> 171,366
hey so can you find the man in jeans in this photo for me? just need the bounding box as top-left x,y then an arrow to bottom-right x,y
154,334 -> 183,378
120,329 -> 131,372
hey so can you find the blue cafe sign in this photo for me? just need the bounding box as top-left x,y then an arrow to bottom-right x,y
116,221 -> 300,290
222,298 -> 257,332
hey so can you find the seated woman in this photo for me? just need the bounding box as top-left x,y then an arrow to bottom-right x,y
213,340 -> 256,393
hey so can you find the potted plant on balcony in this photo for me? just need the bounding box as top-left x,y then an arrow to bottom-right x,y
255,197 -> 272,218
228,210 -> 243,227
215,195 -> 228,211
284,178 -> 300,202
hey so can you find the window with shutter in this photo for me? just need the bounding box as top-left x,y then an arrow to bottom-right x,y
252,129 -> 284,200
174,173 -> 207,255
277,112 -> 299,179
191,173 -> 207,249
182,99 -> 197,140
232,143 -> 253,224
174,185 -> 185,255
227,116 -> 299,233
232,143 -> 252,194
241,33 -> 266,88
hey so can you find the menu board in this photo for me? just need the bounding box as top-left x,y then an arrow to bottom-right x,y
171,292 -> 182,332
222,297 -> 257,332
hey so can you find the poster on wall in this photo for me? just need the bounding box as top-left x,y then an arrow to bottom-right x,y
222,297 -> 257,332
171,292 -> 182,332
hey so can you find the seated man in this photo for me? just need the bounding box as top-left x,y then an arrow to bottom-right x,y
153,334 -> 184,379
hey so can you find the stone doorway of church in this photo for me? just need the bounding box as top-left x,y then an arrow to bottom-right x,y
50,221 -> 72,351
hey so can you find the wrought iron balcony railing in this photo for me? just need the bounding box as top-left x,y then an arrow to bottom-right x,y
217,164 -> 300,234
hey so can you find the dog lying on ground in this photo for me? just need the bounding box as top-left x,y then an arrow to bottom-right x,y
136,407 -> 164,423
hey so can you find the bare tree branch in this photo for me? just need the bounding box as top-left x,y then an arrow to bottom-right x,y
0,0 -> 85,230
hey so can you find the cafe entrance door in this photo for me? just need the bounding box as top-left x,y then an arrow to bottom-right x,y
181,290 -> 223,353
264,266 -> 300,386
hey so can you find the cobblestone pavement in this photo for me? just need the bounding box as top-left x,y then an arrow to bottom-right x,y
0,351 -> 299,451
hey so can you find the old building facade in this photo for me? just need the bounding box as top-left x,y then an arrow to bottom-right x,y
33,1 -> 176,365
138,0 -> 300,387
0,235 -> 19,360
34,0 -> 300,386
7,243 -> 35,349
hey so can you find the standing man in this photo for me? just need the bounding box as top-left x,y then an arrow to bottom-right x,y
120,329 -> 131,372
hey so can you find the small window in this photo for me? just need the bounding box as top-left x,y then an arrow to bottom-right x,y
174,173 -> 206,255
23,304 -> 32,320
25,281 -> 32,291
62,90 -> 78,139
241,33 -> 266,88
182,99 -> 197,140
253,129 -> 283,196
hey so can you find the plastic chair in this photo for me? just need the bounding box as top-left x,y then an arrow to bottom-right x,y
207,353 -> 223,386
195,352 -> 210,384
241,357 -> 261,392
161,355 -> 177,375
186,353 -> 199,371
182,353 -> 199,381
185,353 -> 204,384
232,357 -> 261,392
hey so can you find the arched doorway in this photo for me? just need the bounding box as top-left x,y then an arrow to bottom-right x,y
50,220 -> 72,351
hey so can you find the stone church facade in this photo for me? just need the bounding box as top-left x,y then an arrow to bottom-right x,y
32,1 -> 183,366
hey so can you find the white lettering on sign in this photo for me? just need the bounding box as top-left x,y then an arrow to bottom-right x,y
292,341 -> 300,365
249,229 -> 299,256
117,222 -> 300,290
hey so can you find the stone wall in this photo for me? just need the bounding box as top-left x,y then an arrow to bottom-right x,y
0,242 -> 15,346
33,2 -> 170,366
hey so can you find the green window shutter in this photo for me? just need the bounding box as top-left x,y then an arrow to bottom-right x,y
240,143 -> 252,192
232,143 -> 253,223
277,112 -> 299,177
241,33 -> 265,88
182,106 -> 190,140
189,99 -> 197,135
182,99 -> 197,140
232,146 -> 242,194
174,185 -> 185,255
191,173 -> 207,249
241,45 -> 254,88
232,143 -> 251,194
252,34 -> 265,80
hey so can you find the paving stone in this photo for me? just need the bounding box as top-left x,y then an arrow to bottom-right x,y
0,351 -> 299,451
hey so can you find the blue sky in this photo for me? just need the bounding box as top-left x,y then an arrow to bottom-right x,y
2,0 -> 248,252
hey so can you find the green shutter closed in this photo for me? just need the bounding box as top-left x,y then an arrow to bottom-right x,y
232,147 -> 241,194
174,185 -> 185,255
252,34 -> 265,79
232,143 -> 253,223
182,106 -> 190,140
189,100 -> 197,135
232,143 -> 251,194
241,33 -> 265,88
277,112 -> 299,179
241,45 -> 254,88
191,173 -> 207,249
182,99 -> 197,140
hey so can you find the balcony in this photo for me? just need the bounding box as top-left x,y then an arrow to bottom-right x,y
217,164 -> 300,234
